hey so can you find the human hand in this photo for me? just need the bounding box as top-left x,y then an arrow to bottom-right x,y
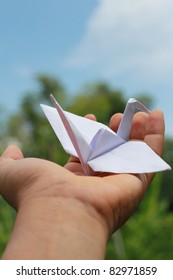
0,110 -> 164,259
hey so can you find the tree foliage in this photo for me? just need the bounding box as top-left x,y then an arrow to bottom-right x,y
68,82 -> 126,124
133,94 -> 153,109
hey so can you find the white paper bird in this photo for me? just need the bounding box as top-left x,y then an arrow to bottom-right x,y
40,95 -> 171,175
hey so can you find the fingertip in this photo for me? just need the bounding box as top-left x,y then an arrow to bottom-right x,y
109,113 -> 123,132
1,145 -> 24,160
130,112 -> 149,140
84,114 -> 97,121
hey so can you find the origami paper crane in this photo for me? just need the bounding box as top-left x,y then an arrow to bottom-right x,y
40,95 -> 171,175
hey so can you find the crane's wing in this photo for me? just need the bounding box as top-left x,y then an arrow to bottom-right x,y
88,141 -> 171,173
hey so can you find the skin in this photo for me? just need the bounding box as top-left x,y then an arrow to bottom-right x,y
0,110 -> 164,259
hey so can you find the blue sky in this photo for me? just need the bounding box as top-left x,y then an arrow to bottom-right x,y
0,0 -> 173,137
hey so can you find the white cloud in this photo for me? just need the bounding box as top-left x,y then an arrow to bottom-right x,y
65,0 -> 173,81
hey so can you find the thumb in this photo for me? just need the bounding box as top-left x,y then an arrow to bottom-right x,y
1,145 -> 24,160
0,145 -> 24,208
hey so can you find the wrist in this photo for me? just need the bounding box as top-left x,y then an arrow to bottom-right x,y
2,195 -> 108,259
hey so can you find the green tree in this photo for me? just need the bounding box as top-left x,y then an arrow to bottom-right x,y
68,82 -> 126,124
7,74 -> 68,164
0,198 -> 15,256
160,138 -> 173,210
134,94 -> 153,108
